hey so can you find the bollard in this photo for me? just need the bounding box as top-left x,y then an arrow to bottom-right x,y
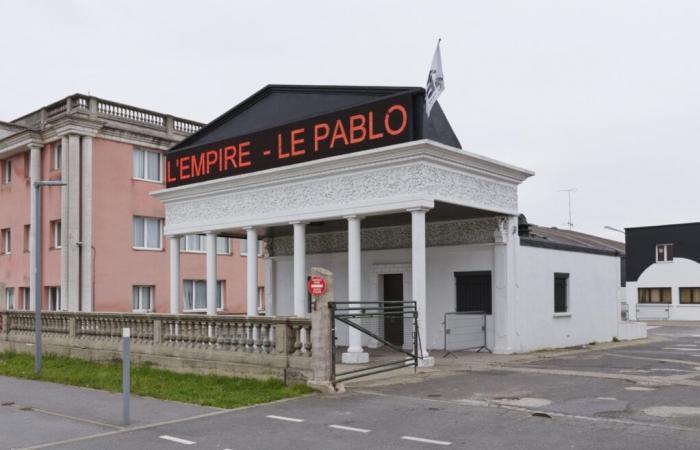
122,327 -> 130,426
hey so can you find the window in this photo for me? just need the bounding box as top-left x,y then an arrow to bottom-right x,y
48,287 -> 61,311
133,216 -> 162,250
238,238 -> 264,257
554,273 -> 570,313
19,287 -> 30,310
23,152 -> 30,179
23,225 -> 30,252
638,287 -> 672,304
133,148 -> 162,182
2,228 -> 11,254
680,288 -> 700,305
656,244 -> 674,262
455,271 -> 492,314
52,220 -> 61,248
180,235 -> 230,255
183,280 -> 224,311
2,159 -> 11,184
53,142 -> 62,170
5,288 -> 14,310
132,286 -> 154,312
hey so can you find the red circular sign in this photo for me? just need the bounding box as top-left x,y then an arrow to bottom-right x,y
307,276 -> 327,296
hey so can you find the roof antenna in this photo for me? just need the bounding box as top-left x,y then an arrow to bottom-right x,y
558,188 -> 576,230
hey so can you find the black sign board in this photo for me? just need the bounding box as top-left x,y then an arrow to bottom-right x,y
166,94 -> 414,188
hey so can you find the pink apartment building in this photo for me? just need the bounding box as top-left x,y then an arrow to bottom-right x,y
0,94 -> 263,314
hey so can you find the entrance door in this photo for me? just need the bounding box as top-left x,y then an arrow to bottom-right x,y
383,274 -> 404,346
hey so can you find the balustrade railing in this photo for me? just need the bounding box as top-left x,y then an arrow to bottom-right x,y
0,311 -> 311,359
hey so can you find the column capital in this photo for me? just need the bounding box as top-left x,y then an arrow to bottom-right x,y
243,225 -> 257,231
289,220 -> 309,225
343,214 -> 364,221
27,142 -> 43,151
205,230 -> 218,236
406,207 -> 431,214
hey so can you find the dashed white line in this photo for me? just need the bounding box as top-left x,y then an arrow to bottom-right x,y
664,348 -> 698,351
266,414 -> 305,423
329,424 -> 371,433
158,435 -> 196,445
401,436 -> 452,446
625,386 -> 656,391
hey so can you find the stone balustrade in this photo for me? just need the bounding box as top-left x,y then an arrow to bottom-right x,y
0,311 -> 312,383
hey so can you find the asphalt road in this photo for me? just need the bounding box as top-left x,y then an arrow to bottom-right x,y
5,323 -> 700,449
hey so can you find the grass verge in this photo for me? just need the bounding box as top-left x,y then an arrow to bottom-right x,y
0,352 -> 312,409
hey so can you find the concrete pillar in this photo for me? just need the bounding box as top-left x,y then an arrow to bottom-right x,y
28,144 -> 42,311
206,232 -> 217,316
169,236 -> 180,314
308,267 -> 343,393
493,216 -> 519,354
292,222 -> 307,317
80,136 -> 93,311
409,207 -> 433,367
342,215 -> 369,364
264,257 -> 276,316
61,134 -> 80,312
246,227 -> 259,316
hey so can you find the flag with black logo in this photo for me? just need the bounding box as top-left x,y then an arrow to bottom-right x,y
425,40 -> 445,117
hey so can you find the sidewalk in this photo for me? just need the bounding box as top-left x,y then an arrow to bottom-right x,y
0,376 -> 219,450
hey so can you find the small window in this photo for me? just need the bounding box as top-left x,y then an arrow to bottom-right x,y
656,244 -> 674,262
133,216 -> 162,250
638,287 -> 672,304
455,271 -> 492,314
239,239 -> 264,257
2,159 -> 11,184
52,220 -> 61,248
5,287 -> 15,310
132,286 -> 154,312
23,225 -> 30,252
48,287 -> 61,311
19,287 -> 30,310
2,228 -> 11,254
23,152 -> 30,179
133,148 -> 162,182
53,142 -> 62,170
680,288 -> 700,305
183,280 -> 224,311
554,273 -> 569,313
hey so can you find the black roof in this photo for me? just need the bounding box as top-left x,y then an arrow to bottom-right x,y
169,84 -> 461,153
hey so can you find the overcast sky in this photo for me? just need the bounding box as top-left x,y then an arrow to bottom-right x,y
1,0 -> 698,241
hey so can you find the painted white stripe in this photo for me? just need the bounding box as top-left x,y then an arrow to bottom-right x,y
625,386 -> 656,391
158,435 -> 195,445
329,424 -> 371,433
664,347 -> 698,351
647,326 -> 660,330
401,436 -> 452,446
266,414 -> 304,423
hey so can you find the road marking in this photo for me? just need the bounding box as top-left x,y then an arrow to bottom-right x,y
328,424 -> 371,433
159,435 -> 196,445
625,386 -> 656,391
266,414 -> 304,423
664,347 -> 698,351
647,326 -> 660,330
401,436 -> 452,446
596,397 -> 618,401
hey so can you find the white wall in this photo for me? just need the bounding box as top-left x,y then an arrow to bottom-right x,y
627,257 -> 700,320
514,246 -> 621,352
270,243 -> 495,350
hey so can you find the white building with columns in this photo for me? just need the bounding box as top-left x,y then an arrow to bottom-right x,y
154,85 -> 644,365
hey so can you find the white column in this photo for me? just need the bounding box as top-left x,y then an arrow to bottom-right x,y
292,221 -> 307,316
206,232 -> 218,316
410,207 -> 433,367
80,136 -> 93,311
493,216 -> 519,354
169,236 -> 180,314
60,134 -> 81,312
342,215 -> 369,363
245,227 -> 259,316
59,136 -> 69,311
264,257 -> 276,316
28,144 -> 42,311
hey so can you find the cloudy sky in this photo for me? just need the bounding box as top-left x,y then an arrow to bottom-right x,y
1,0 -> 698,241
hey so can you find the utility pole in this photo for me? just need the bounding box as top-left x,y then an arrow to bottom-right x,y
558,188 -> 576,230
33,180 -> 66,376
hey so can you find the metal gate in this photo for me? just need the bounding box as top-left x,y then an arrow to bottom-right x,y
442,311 -> 490,356
329,301 -> 419,383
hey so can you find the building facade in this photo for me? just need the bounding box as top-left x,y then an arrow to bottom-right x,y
626,222 -> 700,320
0,95 -> 262,314
154,84 -> 645,364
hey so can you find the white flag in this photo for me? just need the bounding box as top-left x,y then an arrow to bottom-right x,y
425,40 -> 445,117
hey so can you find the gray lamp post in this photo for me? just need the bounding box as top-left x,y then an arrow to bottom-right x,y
33,180 -> 66,376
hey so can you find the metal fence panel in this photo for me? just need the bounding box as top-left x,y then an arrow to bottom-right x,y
443,311 -> 490,355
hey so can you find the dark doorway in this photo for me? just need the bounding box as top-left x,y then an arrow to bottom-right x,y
382,274 -> 404,346
455,271 -> 492,314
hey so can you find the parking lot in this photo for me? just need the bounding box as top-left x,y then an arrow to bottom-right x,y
5,323 -> 700,449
